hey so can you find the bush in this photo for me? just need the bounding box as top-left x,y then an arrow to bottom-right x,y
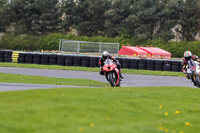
0,33 -> 200,58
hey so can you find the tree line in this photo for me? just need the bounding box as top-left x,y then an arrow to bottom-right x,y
0,0 -> 200,41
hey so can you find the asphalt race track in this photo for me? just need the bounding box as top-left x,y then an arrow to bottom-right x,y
0,67 -> 196,91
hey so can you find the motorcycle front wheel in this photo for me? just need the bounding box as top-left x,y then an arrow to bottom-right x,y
107,72 -> 115,87
195,75 -> 200,87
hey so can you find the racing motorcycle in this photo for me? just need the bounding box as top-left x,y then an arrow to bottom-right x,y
186,59 -> 200,87
102,59 -> 121,87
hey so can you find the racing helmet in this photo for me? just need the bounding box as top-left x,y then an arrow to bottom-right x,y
102,51 -> 109,59
184,51 -> 192,60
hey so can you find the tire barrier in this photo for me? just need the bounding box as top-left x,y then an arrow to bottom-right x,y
89,56 -> 99,67
25,53 -> 34,64
147,60 -> 155,70
73,56 -> 82,66
171,61 -> 181,72
33,54 -> 42,64
0,50 -> 5,62
18,53 -> 26,63
122,58 -> 130,69
65,55 -> 74,66
81,56 -> 90,67
12,51 -> 20,63
130,59 -> 139,69
41,54 -> 49,65
155,60 -> 164,71
163,61 -> 172,71
4,50 -> 13,62
57,55 -> 66,66
0,50 -> 184,72
49,54 -> 58,65
138,59 -> 147,70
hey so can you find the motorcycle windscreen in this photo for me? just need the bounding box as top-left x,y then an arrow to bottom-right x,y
104,59 -> 112,65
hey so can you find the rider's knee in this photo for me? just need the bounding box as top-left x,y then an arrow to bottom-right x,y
186,75 -> 190,79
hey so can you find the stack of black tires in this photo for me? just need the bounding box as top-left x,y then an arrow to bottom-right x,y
0,50 -> 13,62
15,52 -> 184,72
17,53 -> 100,68
116,57 -> 182,72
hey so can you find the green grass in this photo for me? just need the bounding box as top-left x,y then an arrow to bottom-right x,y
0,62 -> 184,77
0,73 -> 109,87
0,86 -> 199,133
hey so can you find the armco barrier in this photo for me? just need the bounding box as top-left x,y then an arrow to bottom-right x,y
0,50 -> 184,72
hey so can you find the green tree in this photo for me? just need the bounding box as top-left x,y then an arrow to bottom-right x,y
60,0 -> 76,33
62,0 -> 110,36
0,0 -> 42,34
104,0 -> 130,37
0,0 -> 62,34
176,0 -> 200,41
152,0 -> 177,41
39,0 -> 62,34
0,0 -> 7,32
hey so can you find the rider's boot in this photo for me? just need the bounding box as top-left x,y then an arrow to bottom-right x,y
119,71 -> 124,79
191,79 -> 197,86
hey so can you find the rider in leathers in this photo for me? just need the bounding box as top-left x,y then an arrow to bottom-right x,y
182,51 -> 199,86
99,51 -> 123,79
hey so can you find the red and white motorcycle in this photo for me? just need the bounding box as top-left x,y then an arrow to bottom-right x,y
102,59 -> 121,87
186,59 -> 200,87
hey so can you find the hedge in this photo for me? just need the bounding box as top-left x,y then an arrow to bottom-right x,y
0,33 -> 200,58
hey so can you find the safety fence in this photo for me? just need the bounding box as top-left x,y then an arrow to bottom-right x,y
59,40 -> 119,54
0,50 -> 183,72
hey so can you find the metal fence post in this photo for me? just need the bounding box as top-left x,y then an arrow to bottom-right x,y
59,39 -> 62,51
118,43 -> 120,53
61,40 -> 64,51
78,41 -> 80,53
99,42 -> 102,53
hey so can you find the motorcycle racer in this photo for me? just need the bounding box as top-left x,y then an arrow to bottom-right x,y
99,51 -> 124,79
182,51 -> 200,86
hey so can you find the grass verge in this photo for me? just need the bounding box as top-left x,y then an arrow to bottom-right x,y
0,62 -> 184,77
0,73 -> 109,87
0,86 -> 199,133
